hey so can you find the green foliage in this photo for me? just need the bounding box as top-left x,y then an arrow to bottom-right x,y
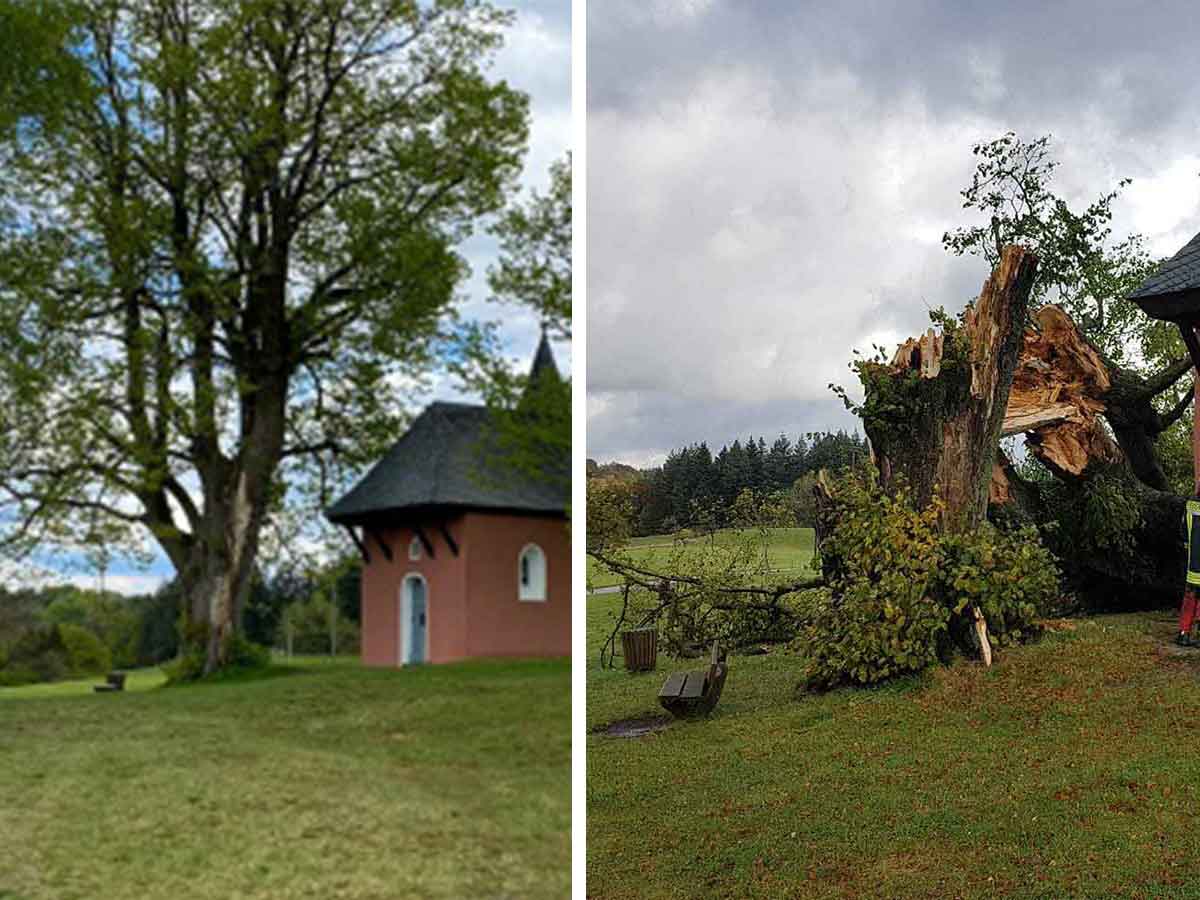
602,492 -> 819,655
1155,411 -> 1195,496
57,622 -> 112,675
131,581 -> 182,665
798,470 -> 949,688
458,156 -> 572,504
160,650 -> 205,686
941,525 -> 1059,649
488,153 -> 571,338
1042,468 -> 1143,559
0,0 -> 89,138
942,131 -> 1159,363
797,468 -> 1060,690
41,589 -> 140,668
625,430 -> 867,536
833,309 -> 971,435
2,625 -> 68,683
789,472 -> 820,527
586,478 -> 637,553
226,634 -> 271,670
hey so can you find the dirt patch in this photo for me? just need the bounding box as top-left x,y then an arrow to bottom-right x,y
593,714 -> 672,738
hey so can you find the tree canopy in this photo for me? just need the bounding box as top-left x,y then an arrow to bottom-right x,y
0,0 -> 531,672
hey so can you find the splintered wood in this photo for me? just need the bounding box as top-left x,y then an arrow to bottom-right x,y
890,329 -> 943,379
1000,305 -> 1121,479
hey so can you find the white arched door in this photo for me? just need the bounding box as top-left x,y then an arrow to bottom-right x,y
400,574 -> 428,665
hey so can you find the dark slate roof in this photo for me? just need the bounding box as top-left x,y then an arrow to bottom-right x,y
1127,229 -> 1200,320
325,401 -> 567,525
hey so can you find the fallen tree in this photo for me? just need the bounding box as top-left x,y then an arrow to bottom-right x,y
989,305 -> 1189,605
590,529 -> 822,667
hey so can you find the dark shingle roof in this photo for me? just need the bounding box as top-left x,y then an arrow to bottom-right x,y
325,402 -> 567,525
1127,229 -> 1200,320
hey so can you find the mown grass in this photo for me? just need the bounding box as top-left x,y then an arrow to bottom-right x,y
587,592 -> 1200,899
0,656 -> 570,900
586,527 -> 816,589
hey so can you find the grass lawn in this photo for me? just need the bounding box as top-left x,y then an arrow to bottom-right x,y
586,527 -> 816,589
587,592 -> 1200,899
0,656 -> 570,900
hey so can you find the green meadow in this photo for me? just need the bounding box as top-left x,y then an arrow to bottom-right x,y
587,587 -> 1200,899
586,527 -> 817,589
0,657 -> 570,900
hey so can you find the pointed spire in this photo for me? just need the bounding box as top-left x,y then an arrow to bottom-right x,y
528,325 -> 560,385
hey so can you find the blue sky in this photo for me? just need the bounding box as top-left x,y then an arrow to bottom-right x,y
28,1 -> 571,596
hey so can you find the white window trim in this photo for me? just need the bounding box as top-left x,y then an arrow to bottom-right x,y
518,543 -> 547,603
399,572 -> 429,664
408,535 -> 422,561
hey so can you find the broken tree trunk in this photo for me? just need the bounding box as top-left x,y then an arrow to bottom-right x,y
858,245 -> 1039,664
862,245 -> 1039,533
999,305 -> 1194,488
988,304 -> 1190,606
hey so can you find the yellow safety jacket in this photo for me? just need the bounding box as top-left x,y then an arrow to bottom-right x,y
1187,499 -> 1200,587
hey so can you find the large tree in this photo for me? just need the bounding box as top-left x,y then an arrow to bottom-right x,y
0,0 -> 528,672
937,133 -> 1194,603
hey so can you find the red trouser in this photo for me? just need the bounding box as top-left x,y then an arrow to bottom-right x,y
1181,588 -> 1200,632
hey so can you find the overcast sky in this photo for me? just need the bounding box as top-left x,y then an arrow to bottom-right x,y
586,0 -> 1200,468
29,1 -> 571,596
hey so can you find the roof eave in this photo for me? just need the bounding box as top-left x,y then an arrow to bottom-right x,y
1128,287 -> 1200,323
326,501 -> 568,528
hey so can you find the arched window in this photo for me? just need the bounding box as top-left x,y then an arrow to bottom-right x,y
408,535 -> 422,561
518,544 -> 547,602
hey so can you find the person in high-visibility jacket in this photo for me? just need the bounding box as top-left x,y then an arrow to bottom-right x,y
1177,495 -> 1200,646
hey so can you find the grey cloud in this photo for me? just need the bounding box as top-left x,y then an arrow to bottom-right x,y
586,0 -> 1200,465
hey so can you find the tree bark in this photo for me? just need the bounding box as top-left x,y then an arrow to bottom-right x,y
862,245 -> 1039,534
855,246 -> 1038,664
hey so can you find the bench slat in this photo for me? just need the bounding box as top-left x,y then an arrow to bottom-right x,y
680,670 -> 707,699
658,672 -> 687,700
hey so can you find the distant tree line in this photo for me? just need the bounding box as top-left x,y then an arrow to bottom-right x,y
591,430 -> 868,536
0,556 -> 364,687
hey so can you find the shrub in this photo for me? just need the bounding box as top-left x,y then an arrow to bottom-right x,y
162,634 -> 271,684
227,634 -> 271,669
941,525 -> 1058,650
161,648 -> 206,685
0,664 -> 39,687
797,467 -> 1060,690
57,623 -> 112,675
162,633 -> 272,684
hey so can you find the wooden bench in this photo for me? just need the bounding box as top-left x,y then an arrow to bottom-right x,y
658,642 -> 727,718
93,672 -> 126,694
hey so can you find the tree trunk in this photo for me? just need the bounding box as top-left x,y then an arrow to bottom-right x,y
854,246 -> 1038,664
862,245 -> 1039,533
183,492 -> 267,676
